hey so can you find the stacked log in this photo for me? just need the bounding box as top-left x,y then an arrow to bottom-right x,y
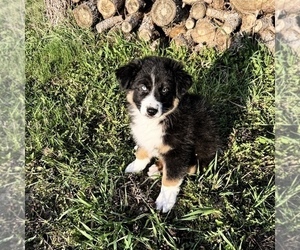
71,0 -> 276,52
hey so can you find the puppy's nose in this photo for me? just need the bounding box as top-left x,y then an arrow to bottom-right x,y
147,107 -> 158,116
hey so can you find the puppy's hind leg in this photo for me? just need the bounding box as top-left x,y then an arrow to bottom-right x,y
147,158 -> 163,178
125,147 -> 151,173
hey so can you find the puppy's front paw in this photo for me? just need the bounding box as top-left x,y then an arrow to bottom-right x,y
155,185 -> 180,213
125,158 -> 149,173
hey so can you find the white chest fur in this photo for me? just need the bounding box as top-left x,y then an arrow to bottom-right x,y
130,108 -> 164,157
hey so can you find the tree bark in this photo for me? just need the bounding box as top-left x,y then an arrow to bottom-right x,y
96,15 -> 123,33
206,7 -> 241,34
138,14 -> 157,41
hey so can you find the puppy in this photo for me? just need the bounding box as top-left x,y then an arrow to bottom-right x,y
116,56 -> 220,213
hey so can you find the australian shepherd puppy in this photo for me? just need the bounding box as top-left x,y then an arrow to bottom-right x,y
116,56 -> 220,213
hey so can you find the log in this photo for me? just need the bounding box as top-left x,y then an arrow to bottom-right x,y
97,0 -> 125,19
253,16 -> 274,33
185,17 -> 196,29
190,19 -> 216,46
230,0 -> 275,14
183,0 -> 212,5
172,33 -> 190,47
276,0 -> 300,14
173,30 -> 194,47
151,0 -> 187,27
96,15 -> 123,33
206,7 -> 241,34
138,14 -> 157,41
277,28 -> 300,54
223,12 -> 241,34
190,1 -> 206,20
122,12 -> 143,33
240,14 -> 257,33
182,0 -> 199,5
125,0 -> 146,14
211,0 -> 224,10
258,29 -> 275,53
276,14 -> 300,33
163,24 -> 186,38
73,2 -> 99,28
215,29 -> 231,50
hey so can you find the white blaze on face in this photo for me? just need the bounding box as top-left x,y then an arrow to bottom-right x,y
140,89 -> 163,118
140,70 -> 162,118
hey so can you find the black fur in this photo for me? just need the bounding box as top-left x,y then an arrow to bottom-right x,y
163,94 -> 220,178
116,56 -> 220,181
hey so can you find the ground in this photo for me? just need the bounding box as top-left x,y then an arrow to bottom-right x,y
24,1 -> 278,249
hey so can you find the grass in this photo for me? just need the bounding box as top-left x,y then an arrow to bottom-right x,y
275,43 -> 300,249
26,1 -> 275,249
0,0 -> 25,248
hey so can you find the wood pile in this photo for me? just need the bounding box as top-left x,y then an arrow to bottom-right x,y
276,0 -> 300,55
71,0 -> 276,52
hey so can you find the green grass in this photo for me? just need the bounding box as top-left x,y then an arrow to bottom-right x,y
0,0 -> 25,248
26,2 -> 275,249
275,43 -> 300,249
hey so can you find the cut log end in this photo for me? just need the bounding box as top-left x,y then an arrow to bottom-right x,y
185,17 -> 195,29
151,0 -> 177,27
125,0 -> 145,14
73,4 -> 96,28
191,19 -> 216,45
190,2 -> 206,20
122,12 -> 143,33
97,0 -> 124,19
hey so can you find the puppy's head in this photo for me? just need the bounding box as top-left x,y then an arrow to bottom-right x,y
115,56 -> 192,118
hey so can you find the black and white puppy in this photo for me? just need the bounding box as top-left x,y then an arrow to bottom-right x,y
116,56 -> 220,213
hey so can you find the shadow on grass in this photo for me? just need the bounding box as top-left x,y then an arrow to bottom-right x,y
111,36 -> 275,249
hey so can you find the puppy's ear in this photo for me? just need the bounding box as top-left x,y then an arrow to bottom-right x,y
166,59 -> 193,98
115,59 -> 142,90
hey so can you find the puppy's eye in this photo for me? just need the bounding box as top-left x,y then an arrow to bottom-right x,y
162,87 -> 169,93
139,85 -> 148,92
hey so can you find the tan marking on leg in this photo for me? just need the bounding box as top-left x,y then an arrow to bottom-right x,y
162,166 -> 182,187
135,147 -> 149,160
158,144 -> 172,154
187,165 -> 197,175
155,159 -> 164,172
